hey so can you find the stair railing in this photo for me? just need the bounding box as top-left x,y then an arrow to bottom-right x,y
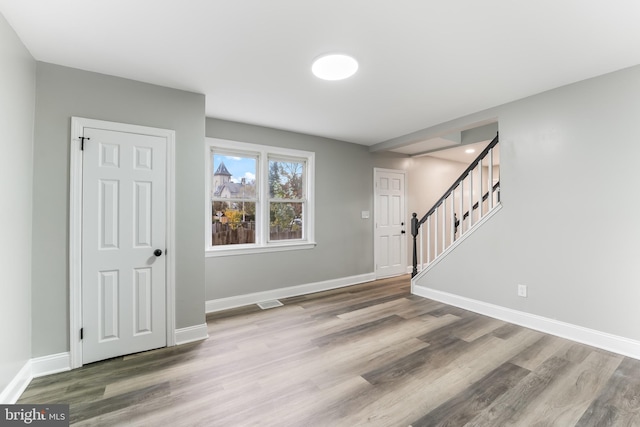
411,133 -> 500,277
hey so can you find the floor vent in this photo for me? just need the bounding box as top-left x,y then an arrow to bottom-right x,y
257,300 -> 283,310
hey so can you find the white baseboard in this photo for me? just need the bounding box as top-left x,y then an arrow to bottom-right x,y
0,361 -> 31,404
412,284 -> 640,360
1,332 -> 208,403
175,323 -> 209,345
206,272 -> 376,313
1,353 -> 72,404
31,352 -> 71,378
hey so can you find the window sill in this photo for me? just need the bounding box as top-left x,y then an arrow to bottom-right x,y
205,241 -> 317,258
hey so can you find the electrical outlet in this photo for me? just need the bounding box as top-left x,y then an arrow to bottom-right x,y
517,284 -> 528,298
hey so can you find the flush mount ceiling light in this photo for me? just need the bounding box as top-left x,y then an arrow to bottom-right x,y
465,148 -> 476,154
312,54 -> 359,81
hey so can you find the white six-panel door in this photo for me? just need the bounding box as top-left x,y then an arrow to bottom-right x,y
82,127 -> 167,364
374,169 -> 407,278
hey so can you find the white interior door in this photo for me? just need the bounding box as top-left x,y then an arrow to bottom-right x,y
82,127 -> 167,364
374,169 -> 407,278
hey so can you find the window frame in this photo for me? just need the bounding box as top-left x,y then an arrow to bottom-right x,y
205,138 -> 315,257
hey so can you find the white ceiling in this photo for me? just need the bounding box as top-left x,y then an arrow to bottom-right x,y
2,1 -> 640,148
425,140 -> 499,165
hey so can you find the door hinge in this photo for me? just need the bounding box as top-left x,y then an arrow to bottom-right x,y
79,136 -> 90,151
80,328 -> 84,340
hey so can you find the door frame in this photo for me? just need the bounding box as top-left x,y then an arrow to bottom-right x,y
373,167 -> 408,279
69,117 -> 176,369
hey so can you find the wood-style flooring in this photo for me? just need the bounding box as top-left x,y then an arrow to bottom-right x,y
18,275 -> 640,426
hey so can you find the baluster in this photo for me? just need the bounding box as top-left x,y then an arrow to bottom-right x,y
478,158 -> 484,219
441,199 -> 446,252
419,216 -> 424,270
451,189 -> 456,243
488,148 -> 494,210
426,215 -> 431,264
434,207 -> 439,257
460,179 -> 464,235
468,173 -> 474,227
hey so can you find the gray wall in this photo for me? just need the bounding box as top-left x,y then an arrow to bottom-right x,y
0,13 -> 35,396
416,64 -> 640,341
32,63 -> 206,357
205,118 -> 407,300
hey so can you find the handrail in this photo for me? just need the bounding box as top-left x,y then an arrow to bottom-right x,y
417,133 -> 499,226
411,132 -> 499,277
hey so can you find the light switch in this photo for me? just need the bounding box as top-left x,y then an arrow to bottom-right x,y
361,211 -> 370,219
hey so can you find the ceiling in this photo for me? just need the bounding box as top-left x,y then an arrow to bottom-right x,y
425,140 -> 498,165
2,1 -> 640,150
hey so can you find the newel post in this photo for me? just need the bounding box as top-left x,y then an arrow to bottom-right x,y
411,213 -> 419,278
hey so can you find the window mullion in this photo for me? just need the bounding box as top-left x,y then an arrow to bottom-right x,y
260,152 -> 269,245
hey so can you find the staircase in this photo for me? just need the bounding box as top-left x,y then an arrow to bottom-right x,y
411,133 -> 500,279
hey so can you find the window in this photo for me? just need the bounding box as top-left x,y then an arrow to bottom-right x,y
206,138 -> 315,256
268,157 -> 305,241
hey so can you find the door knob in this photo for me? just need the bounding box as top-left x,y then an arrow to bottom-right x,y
154,249 -> 163,257
401,230 -> 406,234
